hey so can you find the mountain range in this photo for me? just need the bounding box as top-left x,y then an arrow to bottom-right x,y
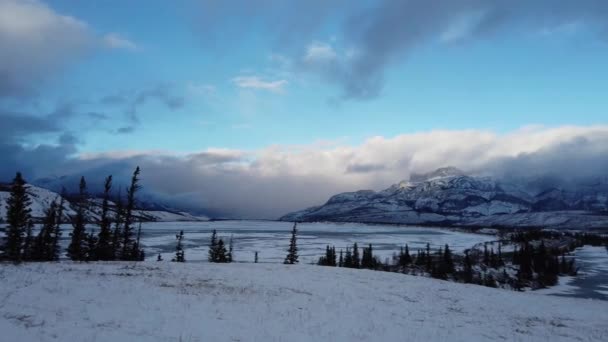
281,167 -> 608,229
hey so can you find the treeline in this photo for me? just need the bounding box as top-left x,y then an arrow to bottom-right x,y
313,229 -> 603,290
317,242 -> 457,280
1,168 -> 145,263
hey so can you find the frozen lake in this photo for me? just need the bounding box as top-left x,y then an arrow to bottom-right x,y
137,220 -> 496,264
533,246 -> 608,301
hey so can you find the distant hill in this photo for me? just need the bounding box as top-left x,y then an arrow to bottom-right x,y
0,183 -> 208,223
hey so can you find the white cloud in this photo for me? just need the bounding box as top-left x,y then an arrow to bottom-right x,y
231,76 -> 288,93
62,125 -> 608,218
0,0 -> 92,96
102,33 -> 138,51
304,41 -> 337,63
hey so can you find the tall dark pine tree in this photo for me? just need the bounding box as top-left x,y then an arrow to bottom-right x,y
352,242 -> 360,269
227,235 -> 234,263
208,229 -> 218,262
3,172 -> 32,262
443,244 -> 455,274
216,239 -> 228,262
32,200 -> 58,261
172,230 -> 185,262
67,177 -> 88,261
361,244 -> 375,269
50,196 -> 65,261
111,188 -> 124,259
121,166 -> 142,260
96,175 -> 114,260
284,222 -> 299,264
463,251 -> 473,283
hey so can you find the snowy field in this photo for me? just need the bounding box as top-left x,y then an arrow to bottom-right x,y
138,220 -> 496,264
1,262 -> 607,342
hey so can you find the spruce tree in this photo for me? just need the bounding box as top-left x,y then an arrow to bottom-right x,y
121,166 -> 141,260
208,229 -> 218,262
284,222 -> 298,264
425,243 -> 432,272
343,247 -> 353,268
4,172 -> 32,262
51,195 -> 64,261
111,188 -> 124,259
21,221 -> 34,261
463,251 -> 473,283
338,249 -> 343,267
216,239 -> 228,262
352,242 -> 360,269
67,176 -> 88,261
443,244 -> 455,274
32,200 -> 58,261
172,230 -> 185,262
86,229 -> 98,261
254,251 -> 259,263
227,235 -> 234,263
96,175 -> 114,260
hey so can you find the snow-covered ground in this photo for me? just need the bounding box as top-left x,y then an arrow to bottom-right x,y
1,262 -> 606,342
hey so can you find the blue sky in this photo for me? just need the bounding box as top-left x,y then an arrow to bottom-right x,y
1,0 -> 608,217
6,0 -> 608,153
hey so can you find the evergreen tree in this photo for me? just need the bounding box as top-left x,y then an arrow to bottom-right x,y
443,244 -> 455,274
227,235 -> 234,263
483,244 -> 490,265
172,230 -> 185,262
51,196 -> 64,261
254,251 -> 259,263
21,221 -> 34,261
131,222 -> 143,261
216,239 -> 228,262
352,242 -> 360,269
425,243 -> 432,272
284,222 -> 299,264
111,187 -> 124,259
463,251 -> 473,283
67,176 -> 88,261
361,244 -> 375,269
32,201 -> 58,261
86,229 -> 98,261
403,244 -> 412,266
157,253 -> 163,261
343,247 -> 353,268
338,249 -> 343,267
96,175 -> 114,260
208,229 -> 218,262
3,172 -> 32,262
121,166 -> 141,260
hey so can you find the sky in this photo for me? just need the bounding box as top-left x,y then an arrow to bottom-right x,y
1,0 -> 608,218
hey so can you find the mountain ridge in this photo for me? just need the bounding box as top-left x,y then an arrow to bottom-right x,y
280,167 -> 608,229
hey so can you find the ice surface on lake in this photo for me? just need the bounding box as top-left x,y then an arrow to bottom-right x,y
138,220 -> 496,264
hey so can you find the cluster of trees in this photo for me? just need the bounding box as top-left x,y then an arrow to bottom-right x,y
513,241 -> 577,288
1,167 -> 145,263
208,230 -> 233,263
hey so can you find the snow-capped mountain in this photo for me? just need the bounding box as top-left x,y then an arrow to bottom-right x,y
281,167 -> 608,229
0,183 -> 208,223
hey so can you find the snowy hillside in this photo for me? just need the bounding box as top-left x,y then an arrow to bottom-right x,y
0,184 -> 207,223
281,167 -> 608,228
0,262 -> 606,341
